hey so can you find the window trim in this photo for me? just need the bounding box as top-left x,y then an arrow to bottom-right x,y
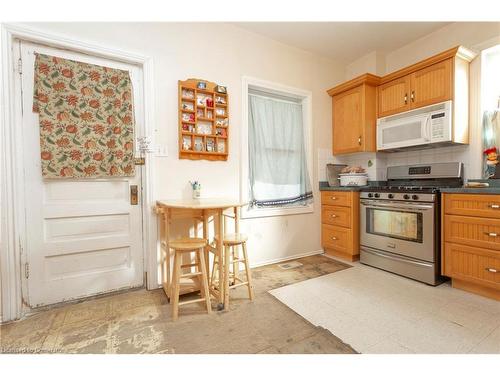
240,76 -> 314,219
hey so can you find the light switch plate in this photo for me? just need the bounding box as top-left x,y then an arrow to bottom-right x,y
156,144 -> 168,157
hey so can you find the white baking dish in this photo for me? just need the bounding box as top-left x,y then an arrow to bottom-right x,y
339,173 -> 368,186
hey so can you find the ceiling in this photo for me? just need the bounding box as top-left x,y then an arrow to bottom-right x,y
235,22 -> 451,63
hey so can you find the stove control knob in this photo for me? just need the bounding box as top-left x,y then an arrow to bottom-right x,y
374,193 -> 380,198
412,194 -> 419,200
388,193 -> 394,199
403,194 -> 410,200
367,193 -> 373,198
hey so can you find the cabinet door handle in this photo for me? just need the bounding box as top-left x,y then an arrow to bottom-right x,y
411,91 -> 415,102
358,136 -> 362,146
484,232 -> 498,237
404,93 -> 408,104
331,236 -> 337,241
330,214 -> 337,218
485,267 -> 498,273
489,204 -> 500,209
330,197 -> 337,200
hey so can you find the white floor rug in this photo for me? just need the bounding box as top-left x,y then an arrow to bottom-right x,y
269,261 -> 500,354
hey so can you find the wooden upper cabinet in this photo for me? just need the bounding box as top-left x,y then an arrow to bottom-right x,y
410,59 -> 452,109
377,46 -> 475,119
377,76 -> 411,118
328,74 -> 379,155
327,46 -> 475,154
332,86 -> 363,154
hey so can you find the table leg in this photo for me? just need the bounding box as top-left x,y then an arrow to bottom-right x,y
163,208 -> 171,301
233,206 -> 240,283
223,243 -> 230,309
202,210 -> 210,280
216,208 -> 225,309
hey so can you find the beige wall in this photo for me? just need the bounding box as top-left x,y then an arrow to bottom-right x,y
25,22 -> 345,270
385,22 -> 500,73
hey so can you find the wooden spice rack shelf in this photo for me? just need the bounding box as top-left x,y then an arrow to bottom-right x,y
178,78 -> 229,161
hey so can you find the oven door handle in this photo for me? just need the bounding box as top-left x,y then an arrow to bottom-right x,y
362,247 -> 433,268
360,200 -> 434,211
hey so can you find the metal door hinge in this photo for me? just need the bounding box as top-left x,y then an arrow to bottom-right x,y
17,58 -> 22,75
24,263 -> 29,279
134,157 -> 145,165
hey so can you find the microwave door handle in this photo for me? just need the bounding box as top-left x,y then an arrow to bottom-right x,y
423,116 -> 431,141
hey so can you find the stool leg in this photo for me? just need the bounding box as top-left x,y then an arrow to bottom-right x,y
233,245 -> 239,285
223,244 -> 231,309
198,248 -> 212,313
211,251 -> 218,288
171,251 -> 182,321
242,242 -> 254,300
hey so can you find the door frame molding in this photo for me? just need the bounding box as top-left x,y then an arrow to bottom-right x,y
0,23 -> 158,322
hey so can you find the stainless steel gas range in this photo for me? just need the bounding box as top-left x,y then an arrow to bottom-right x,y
360,162 -> 463,285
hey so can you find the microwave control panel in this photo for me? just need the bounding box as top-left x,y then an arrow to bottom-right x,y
430,112 -> 446,139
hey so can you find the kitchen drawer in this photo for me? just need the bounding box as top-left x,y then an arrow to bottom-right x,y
444,214 -> 500,252
321,191 -> 352,207
443,193 -> 500,218
322,224 -> 352,253
321,205 -> 351,228
445,242 -> 500,289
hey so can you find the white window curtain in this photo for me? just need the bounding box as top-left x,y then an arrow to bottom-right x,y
248,92 -> 313,208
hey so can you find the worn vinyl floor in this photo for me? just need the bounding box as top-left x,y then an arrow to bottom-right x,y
0,255 -> 356,354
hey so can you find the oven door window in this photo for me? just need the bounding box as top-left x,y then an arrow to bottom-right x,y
366,208 -> 423,243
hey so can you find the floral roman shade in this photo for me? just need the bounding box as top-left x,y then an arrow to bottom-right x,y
33,53 -> 135,178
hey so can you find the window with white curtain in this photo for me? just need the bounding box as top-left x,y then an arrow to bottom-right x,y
481,44 -> 500,179
247,87 -> 313,210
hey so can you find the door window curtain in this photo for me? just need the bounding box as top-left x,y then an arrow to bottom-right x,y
248,93 -> 313,208
33,53 -> 135,178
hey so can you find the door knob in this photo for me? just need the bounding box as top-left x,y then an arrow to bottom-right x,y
130,185 -> 139,205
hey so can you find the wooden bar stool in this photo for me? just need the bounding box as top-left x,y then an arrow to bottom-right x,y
211,233 -> 254,309
169,237 -> 212,321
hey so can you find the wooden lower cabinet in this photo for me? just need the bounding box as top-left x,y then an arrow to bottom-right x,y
442,193 -> 500,301
321,191 -> 359,261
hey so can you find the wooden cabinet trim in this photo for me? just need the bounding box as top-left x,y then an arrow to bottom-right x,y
380,46 -> 475,84
327,73 -> 381,97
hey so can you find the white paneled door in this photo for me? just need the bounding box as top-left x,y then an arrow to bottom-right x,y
19,41 -> 145,307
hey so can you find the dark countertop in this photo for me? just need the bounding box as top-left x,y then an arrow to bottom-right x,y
440,188 -> 500,194
319,181 -> 383,191
440,179 -> 500,195
320,180 -> 500,194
